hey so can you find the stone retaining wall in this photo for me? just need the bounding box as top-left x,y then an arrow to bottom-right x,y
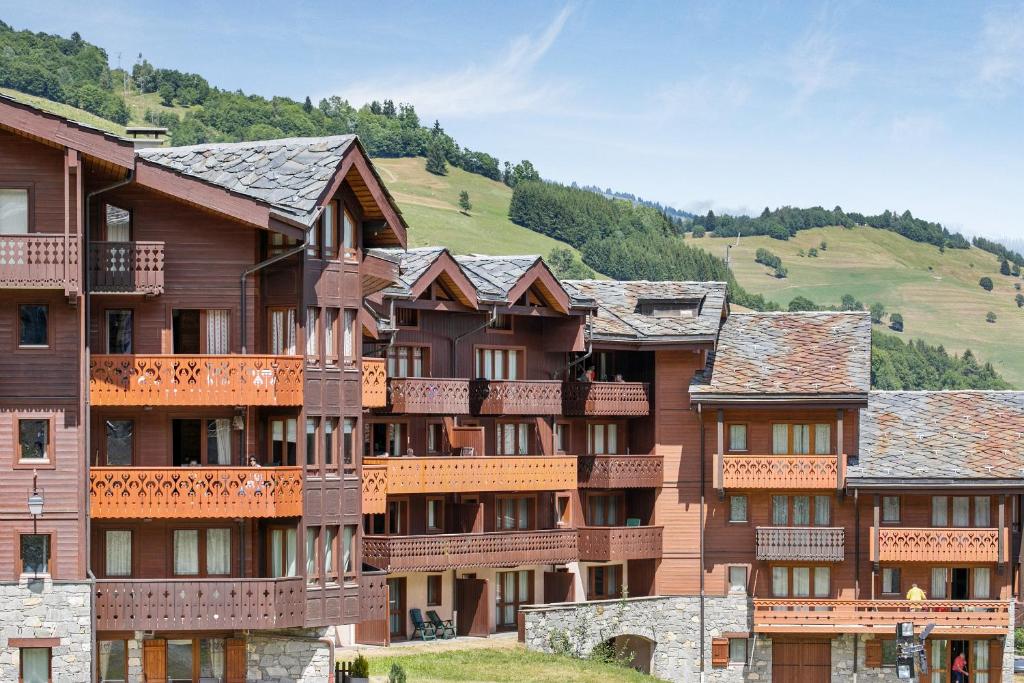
0,579 -> 91,682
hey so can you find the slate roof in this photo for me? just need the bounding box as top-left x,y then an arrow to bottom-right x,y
454,254 -> 545,302
367,247 -> 447,297
849,391 -> 1024,483
690,311 -> 871,398
138,136 -> 358,226
561,280 -> 727,342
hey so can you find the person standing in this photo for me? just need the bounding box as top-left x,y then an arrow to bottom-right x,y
951,651 -> 968,682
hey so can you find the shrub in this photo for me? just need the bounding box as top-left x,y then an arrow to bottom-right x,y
691,225 -> 706,238
979,276 -> 994,291
351,654 -> 370,678
388,662 -> 407,683
774,265 -> 788,279
808,247 -> 819,257
820,240 -> 828,250
889,313 -> 904,332
1017,294 -> 1024,308
788,296 -> 818,311
986,311 -> 997,323
870,302 -> 886,324
755,248 -> 782,269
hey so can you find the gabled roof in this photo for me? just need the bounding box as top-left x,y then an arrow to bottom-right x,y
690,311 -> 871,402
454,255 -> 545,301
848,391 -> 1024,485
562,280 -> 726,344
369,247 -> 477,307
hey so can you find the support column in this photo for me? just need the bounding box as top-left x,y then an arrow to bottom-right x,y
713,409 -> 724,499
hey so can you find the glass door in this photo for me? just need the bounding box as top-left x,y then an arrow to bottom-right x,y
388,578 -> 406,639
929,639 -> 948,683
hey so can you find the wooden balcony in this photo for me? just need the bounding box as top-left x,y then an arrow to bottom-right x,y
469,379 -> 562,415
562,381 -> 651,416
363,529 -> 579,572
0,234 -> 79,293
90,354 -> 303,406
872,527 -> 1003,563
577,455 -> 663,489
362,463 -> 388,515
90,467 -> 303,519
752,599 -> 1011,636
362,357 -> 387,408
95,577 -> 306,631
755,527 -> 845,562
362,456 -> 577,496
388,377 -> 471,414
89,241 -> 164,295
578,526 -> 663,562
719,454 -> 845,490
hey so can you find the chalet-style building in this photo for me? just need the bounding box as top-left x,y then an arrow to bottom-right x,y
1,95 -> 1021,683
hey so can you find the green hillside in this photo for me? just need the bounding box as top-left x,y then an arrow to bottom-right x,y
685,227 -> 1024,386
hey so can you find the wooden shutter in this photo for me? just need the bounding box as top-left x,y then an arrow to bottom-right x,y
711,637 -> 728,668
226,638 -> 247,683
864,638 -> 882,668
142,639 -> 166,682
989,639 -> 1003,683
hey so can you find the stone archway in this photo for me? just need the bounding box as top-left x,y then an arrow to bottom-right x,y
603,634 -> 656,674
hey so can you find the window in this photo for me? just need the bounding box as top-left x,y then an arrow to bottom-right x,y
882,567 -> 901,594
975,496 -> 991,526
395,307 -> 419,328
342,207 -> 357,257
495,496 -> 533,530
728,638 -> 747,664
881,496 -> 901,523
343,525 -> 356,580
19,647 -> 50,683
771,567 -> 788,597
97,639 -> 127,682
173,530 -> 200,575
587,423 -> 619,455
729,495 -> 748,523
268,308 -> 297,355
323,418 -> 338,473
320,200 -> 337,259
171,418 -> 232,467
728,566 -> 747,592
104,204 -> 131,241
427,423 -> 445,454
206,528 -> 231,575
931,567 -> 947,599
974,567 -> 991,598
771,423 -> 831,455
101,419 -> 132,466
771,495 -> 788,525
305,307 -> 319,360
106,309 -> 133,353
270,418 -> 297,466
475,347 -> 522,380
932,495 -> 991,527
496,570 -> 533,628
427,575 -> 442,606
323,526 -> 339,583
325,308 -> 339,365
173,528 -> 230,576
305,418 -> 319,469
18,419 -> 50,462
426,498 -> 445,533
306,527 -> 319,584
881,640 -> 898,667
496,422 -> 530,455
952,496 -> 970,527
387,499 -> 408,535
19,534 -> 50,575
342,418 -> 355,470
554,422 -> 569,453
556,493 -> 572,526
932,496 -> 948,526
587,493 -> 623,526
793,496 -> 811,525
588,564 -> 622,600
491,313 -> 513,331
814,496 -> 831,525
728,424 -> 747,451
387,345 -> 427,378
366,422 -> 405,456
18,304 -> 48,348
771,566 -> 829,597
269,527 -> 297,578
173,309 -> 230,354
813,424 -> 831,454
268,232 -> 298,257
104,530 -> 132,577
0,188 -> 29,234
772,496 -> 832,528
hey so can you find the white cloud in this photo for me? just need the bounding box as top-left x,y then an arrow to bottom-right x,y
654,74 -> 751,120
976,3 -> 1024,96
889,113 -> 945,142
784,6 -> 857,110
335,6 -> 575,118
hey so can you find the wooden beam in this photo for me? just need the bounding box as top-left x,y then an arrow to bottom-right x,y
836,408 -> 845,498
998,494 -> 1005,572
872,495 -> 880,570
714,409 -> 724,498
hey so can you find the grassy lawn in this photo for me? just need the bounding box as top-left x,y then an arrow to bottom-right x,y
0,87 -> 129,135
366,646 -> 655,682
123,91 -> 197,124
685,226 -> 1024,386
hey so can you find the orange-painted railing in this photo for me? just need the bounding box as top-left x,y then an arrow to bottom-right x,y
721,454 -> 844,490
752,598 -> 1010,635
90,467 -> 303,518
90,354 -> 303,406
363,455 -> 577,496
362,463 -> 388,515
362,358 -> 387,408
873,527 -> 1002,563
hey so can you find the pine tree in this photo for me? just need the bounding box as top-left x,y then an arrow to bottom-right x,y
458,190 -> 472,215
302,96 -> 313,113
425,141 -> 447,176
1000,259 -> 1011,276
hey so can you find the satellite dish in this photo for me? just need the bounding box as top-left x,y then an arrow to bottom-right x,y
920,623 -> 935,641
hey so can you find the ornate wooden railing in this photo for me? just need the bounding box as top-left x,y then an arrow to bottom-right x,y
578,526 -> 663,562
90,354 -> 303,406
562,381 -> 651,416
0,234 -> 79,293
577,455 -> 663,488
872,527 -> 1002,563
469,379 -> 562,415
363,529 -> 579,572
389,377 -> 471,414
362,358 -> 387,408
721,454 -> 843,490
95,577 -> 306,631
89,241 -> 165,295
752,598 -> 1010,635
363,456 -> 577,496
90,467 -> 303,518
361,463 -> 388,515
756,527 -> 845,562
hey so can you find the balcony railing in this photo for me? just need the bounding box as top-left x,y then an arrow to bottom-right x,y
90,467 -> 303,519
362,358 -> 387,408
872,527 -> 1003,563
89,241 -> 164,295
752,599 -> 1010,635
0,234 -> 79,293
95,577 -> 306,631
562,381 -> 651,416
469,379 -> 562,415
362,463 -> 388,515
362,456 -> 577,496
720,454 -> 845,490
388,377 -> 471,414
578,526 -> 663,562
364,529 -> 579,572
755,527 -> 845,562
577,455 -> 663,489
90,354 -> 303,406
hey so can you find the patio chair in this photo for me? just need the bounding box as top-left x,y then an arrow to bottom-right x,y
409,608 -> 437,641
426,609 -> 456,639
625,517 -> 642,527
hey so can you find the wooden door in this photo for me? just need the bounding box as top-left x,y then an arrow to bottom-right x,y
355,583 -> 391,646
388,577 -> 407,640
543,570 -> 575,604
772,640 -> 830,683
225,638 -> 247,683
456,578 -> 489,637
142,639 -> 167,683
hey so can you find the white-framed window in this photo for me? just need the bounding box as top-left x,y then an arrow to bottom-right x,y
728,638 -> 748,664
105,530 -> 132,577
728,565 -> 747,592
728,424 -> 747,451
0,188 -> 29,234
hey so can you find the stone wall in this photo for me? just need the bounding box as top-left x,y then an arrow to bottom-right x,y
247,628 -> 333,683
0,579 -> 92,682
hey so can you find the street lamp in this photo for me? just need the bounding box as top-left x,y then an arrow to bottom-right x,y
28,489 -> 44,517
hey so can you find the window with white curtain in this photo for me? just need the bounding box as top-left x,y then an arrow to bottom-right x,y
205,309 -> 230,354
270,528 -> 297,578
496,423 -> 530,455
772,567 -> 788,597
728,424 -> 747,451
306,528 -> 318,584
792,567 -> 810,597
882,496 -> 901,523
476,348 -> 521,380
974,567 -> 990,598
269,308 -> 297,355
206,528 -> 231,575
387,346 -> 425,378
813,567 -> 830,597
323,526 -> 338,583
343,208 -> 356,255
931,567 -> 947,599
974,496 -> 991,526
0,189 -> 29,234
792,424 -> 810,454
974,640 -> 990,683
932,496 -> 948,526
343,525 -> 356,579
952,497 -> 970,527
813,423 -> 831,454
882,567 -> 901,594
793,496 -> 810,525
105,530 -> 131,577
206,419 -> 232,466
729,496 -> 748,523
305,307 -> 319,360
343,309 -> 356,365
814,496 -> 831,526
772,424 -> 788,454
772,496 -> 788,525
325,308 -> 339,365
19,647 -> 49,683
343,418 -> 355,469
173,530 -> 199,575
587,423 -> 618,455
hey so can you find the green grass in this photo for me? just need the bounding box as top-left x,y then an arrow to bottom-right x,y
0,87 -> 129,136
367,646 -> 655,682
123,91 -> 197,124
374,158 -> 587,260
685,226 -> 1024,386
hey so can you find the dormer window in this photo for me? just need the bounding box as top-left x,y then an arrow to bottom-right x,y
637,297 -> 701,318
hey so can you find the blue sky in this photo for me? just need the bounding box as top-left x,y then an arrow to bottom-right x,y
4,1 -> 1024,240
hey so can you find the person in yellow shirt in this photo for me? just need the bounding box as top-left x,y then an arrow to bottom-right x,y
906,583 -> 926,606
